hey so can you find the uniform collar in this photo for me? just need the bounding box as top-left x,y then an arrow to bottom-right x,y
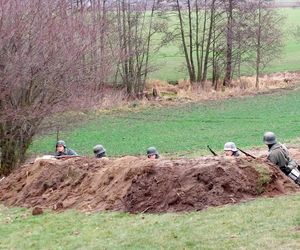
269,143 -> 281,151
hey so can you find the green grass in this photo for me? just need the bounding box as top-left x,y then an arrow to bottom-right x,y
1,194 -> 299,249
30,86 -> 300,157
254,164 -> 272,194
149,8 -> 300,81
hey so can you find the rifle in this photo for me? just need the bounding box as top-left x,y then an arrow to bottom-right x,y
237,148 -> 256,159
55,155 -> 82,160
207,145 -> 218,156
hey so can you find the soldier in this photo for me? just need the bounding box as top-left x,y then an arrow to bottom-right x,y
224,142 -> 239,157
263,132 -> 300,185
93,145 -> 107,158
55,140 -> 78,157
147,147 -> 159,159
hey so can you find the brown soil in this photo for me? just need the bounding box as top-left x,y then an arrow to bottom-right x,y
0,154 -> 299,213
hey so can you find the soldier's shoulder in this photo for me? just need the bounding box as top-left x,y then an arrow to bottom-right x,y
67,148 -> 77,155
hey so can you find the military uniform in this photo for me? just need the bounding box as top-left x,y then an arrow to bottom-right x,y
55,140 -> 77,157
55,148 -> 77,157
264,132 -> 300,185
268,143 -> 298,174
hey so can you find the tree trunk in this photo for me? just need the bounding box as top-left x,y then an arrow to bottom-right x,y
0,137 -> 18,176
195,0 -> 201,83
0,118 -> 40,176
176,0 -> 194,82
256,1 -> 262,89
202,0 -> 216,84
223,0 -> 233,87
142,0 -> 156,95
187,0 -> 196,82
199,0 -> 208,85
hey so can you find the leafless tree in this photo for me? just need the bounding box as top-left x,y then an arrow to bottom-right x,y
222,0 -> 233,86
246,0 -> 283,88
174,0 -> 223,85
113,0 -> 166,97
171,0 -> 283,89
0,0 -> 112,175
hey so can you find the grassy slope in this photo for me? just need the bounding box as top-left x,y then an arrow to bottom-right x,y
1,194 -> 299,249
272,8 -> 300,72
30,87 -> 300,157
149,8 -> 300,81
3,5 -> 300,250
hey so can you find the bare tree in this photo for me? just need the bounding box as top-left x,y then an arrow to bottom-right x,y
0,0 -> 112,175
172,0 -> 283,89
222,0 -> 235,86
114,0 -> 166,97
246,0 -> 283,88
174,0 -> 222,85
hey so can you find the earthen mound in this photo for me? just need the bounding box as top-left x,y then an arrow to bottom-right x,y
0,156 -> 299,213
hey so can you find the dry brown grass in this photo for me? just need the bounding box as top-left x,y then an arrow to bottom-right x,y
144,72 -> 300,104
97,87 -> 128,109
84,72 -> 300,114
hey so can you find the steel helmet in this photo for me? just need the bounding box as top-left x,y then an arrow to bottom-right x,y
147,147 -> 159,158
56,140 -> 66,148
263,132 -> 277,145
224,142 -> 238,152
93,145 -> 106,155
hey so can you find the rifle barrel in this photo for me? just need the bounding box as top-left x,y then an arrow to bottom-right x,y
207,145 -> 218,156
237,148 -> 256,159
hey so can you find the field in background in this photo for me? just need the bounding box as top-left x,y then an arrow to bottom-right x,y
29,86 -> 300,157
149,8 -> 300,81
1,194 -> 299,249
2,4 -> 300,250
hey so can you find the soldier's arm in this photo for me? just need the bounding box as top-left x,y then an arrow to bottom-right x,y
268,153 -> 279,166
276,151 -> 287,168
270,151 -> 291,174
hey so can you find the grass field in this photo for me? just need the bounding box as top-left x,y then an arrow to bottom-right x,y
2,4 -> 300,250
149,8 -> 300,81
1,194 -> 299,249
29,86 -> 300,157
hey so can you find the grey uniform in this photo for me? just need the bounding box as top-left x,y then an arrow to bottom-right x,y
55,148 -> 78,157
268,143 -> 298,174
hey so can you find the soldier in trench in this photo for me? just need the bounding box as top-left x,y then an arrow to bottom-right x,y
55,140 -> 78,157
263,132 -> 300,185
147,147 -> 160,159
223,142 -> 240,157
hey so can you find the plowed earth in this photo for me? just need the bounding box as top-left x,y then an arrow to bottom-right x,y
1,149 -> 300,213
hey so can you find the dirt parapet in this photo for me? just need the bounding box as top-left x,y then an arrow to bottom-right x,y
0,156 -> 299,213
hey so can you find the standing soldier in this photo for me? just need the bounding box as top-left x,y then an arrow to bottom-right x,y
93,145 -> 107,158
263,132 -> 300,185
55,140 -> 78,157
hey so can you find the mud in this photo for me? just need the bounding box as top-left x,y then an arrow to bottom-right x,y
0,152 -> 299,213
